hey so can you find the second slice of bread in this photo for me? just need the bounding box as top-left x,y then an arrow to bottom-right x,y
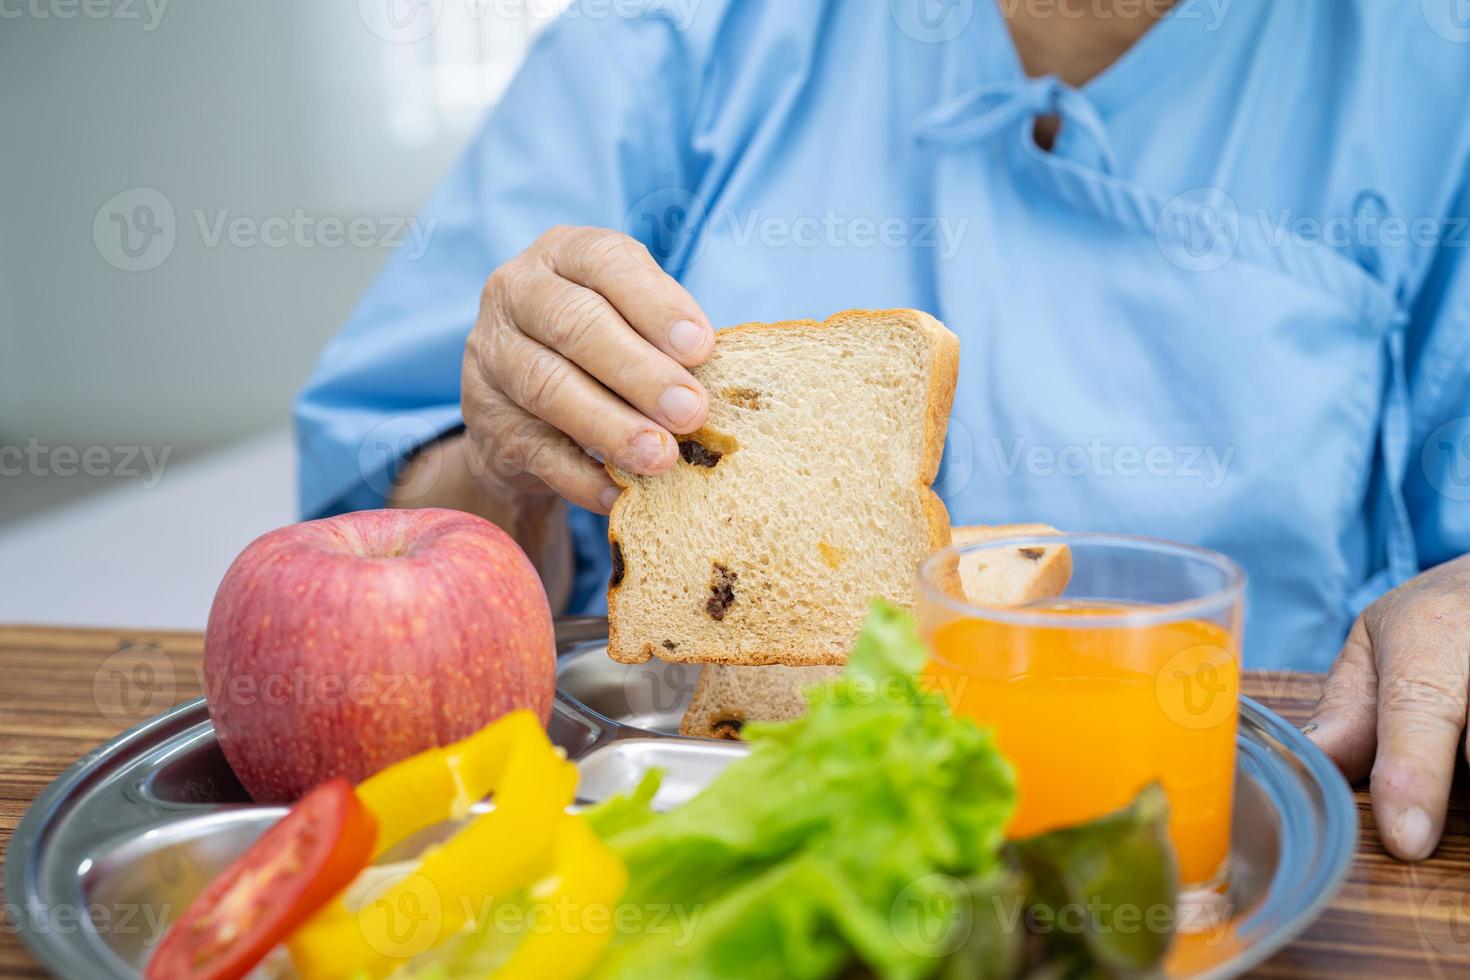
606,309 -> 959,666
950,523 -> 1073,605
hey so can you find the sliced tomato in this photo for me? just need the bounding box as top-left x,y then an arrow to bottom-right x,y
145,777 -> 376,980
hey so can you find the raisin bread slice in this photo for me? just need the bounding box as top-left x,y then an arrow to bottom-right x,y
606,309 -> 959,666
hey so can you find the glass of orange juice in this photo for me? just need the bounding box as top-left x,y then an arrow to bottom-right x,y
917,533 -> 1245,891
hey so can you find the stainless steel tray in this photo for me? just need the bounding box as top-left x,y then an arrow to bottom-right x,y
8,618 -> 1356,979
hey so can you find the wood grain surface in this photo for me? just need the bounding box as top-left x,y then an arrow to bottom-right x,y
3,626 -> 1470,978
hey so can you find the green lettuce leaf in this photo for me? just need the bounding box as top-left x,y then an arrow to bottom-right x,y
586,600 -> 1017,980
582,767 -> 663,841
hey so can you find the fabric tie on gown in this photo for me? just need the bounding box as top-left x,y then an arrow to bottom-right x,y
913,74 -> 1119,176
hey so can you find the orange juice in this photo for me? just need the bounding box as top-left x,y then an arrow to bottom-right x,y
924,603 -> 1239,886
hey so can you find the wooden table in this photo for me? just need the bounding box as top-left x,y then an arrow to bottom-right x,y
4,626 -> 1470,978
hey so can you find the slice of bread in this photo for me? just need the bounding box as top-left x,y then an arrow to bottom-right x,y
605,309 -> 959,667
951,523 -> 1073,606
679,524 -> 1071,738
679,662 -> 842,740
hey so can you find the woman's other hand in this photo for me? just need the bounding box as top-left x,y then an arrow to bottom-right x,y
1306,555 -> 1470,860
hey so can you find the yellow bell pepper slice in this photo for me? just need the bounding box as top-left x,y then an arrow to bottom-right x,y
354,709 -> 546,857
288,713 -> 577,980
495,814 -> 628,980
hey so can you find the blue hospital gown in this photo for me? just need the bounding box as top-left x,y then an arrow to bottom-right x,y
295,0 -> 1470,670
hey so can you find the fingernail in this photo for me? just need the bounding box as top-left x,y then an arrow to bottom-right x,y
659,385 -> 703,426
632,430 -> 668,467
1391,806 -> 1434,860
598,486 -> 621,511
667,319 -> 708,357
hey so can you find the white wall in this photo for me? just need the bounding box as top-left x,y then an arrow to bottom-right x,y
0,1 -> 557,527
0,1 -> 565,454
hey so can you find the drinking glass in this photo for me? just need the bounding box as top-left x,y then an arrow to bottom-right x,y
916,532 -> 1245,890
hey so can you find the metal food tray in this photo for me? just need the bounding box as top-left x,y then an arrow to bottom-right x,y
7,618 -> 1356,979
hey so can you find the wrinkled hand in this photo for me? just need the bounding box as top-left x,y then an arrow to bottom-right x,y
1306,554 -> 1470,860
461,225 -> 715,514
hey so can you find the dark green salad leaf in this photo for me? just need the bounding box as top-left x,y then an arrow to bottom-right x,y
1011,783 -> 1178,975
940,786 -> 1178,980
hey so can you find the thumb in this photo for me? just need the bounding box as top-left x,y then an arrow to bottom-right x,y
1364,597 -> 1469,862
1303,616 -> 1378,783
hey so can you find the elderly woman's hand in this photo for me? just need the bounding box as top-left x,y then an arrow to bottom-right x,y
1305,554 -> 1470,860
460,225 -> 715,515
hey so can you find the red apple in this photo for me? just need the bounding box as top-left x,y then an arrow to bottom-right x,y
203,508 -> 555,802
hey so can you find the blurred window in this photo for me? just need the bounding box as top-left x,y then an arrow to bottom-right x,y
384,0 -> 570,144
